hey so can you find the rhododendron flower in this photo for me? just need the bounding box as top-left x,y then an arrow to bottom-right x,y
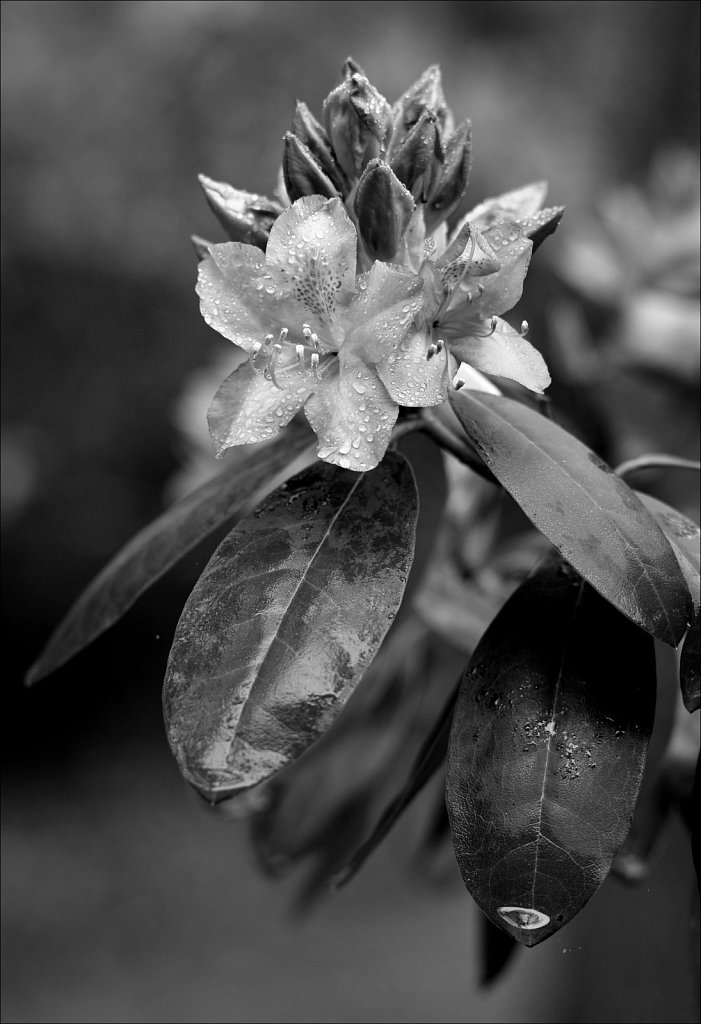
379,206 -> 552,405
197,195 -> 424,471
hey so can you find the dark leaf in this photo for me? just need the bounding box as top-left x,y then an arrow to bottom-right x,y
163,452 -> 418,802
250,618 -> 457,908
636,492 -> 700,711
448,389 -> 692,646
335,670 -> 459,888
26,428 -> 317,685
446,557 -> 656,946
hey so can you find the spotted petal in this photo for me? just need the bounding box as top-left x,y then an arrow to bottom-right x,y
450,317 -> 551,394
208,359 -> 315,455
376,328 -> 450,406
441,223 -> 532,331
303,355 -> 398,471
344,261 -> 424,365
265,196 -> 357,329
197,243 -> 286,354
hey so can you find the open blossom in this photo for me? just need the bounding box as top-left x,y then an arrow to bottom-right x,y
197,195 -> 425,471
196,62 -> 560,471
380,192 -> 553,404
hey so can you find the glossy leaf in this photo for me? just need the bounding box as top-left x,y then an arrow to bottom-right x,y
636,492 -> 700,711
26,427 -> 318,685
250,618 -> 459,907
448,389 -> 692,646
446,557 -> 656,947
163,451 -> 418,802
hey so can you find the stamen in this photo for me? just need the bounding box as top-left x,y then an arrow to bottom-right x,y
265,343 -> 285,390
521,320 -> 529,336
295,343 -> 306,363
309,332 -> 321,351
310,351 -> 320,378
278,327 -> 289,344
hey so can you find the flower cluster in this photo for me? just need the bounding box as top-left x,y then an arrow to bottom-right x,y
196,60 -> 563,470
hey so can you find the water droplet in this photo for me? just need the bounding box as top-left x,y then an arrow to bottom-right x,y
497,907 -> 550,930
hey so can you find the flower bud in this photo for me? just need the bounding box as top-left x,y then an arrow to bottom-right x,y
425,120 -> 473,230
391,64 -> 452,153
198,174 -> 282,249
390,109 -> 444,202
290,101 -> 347,194
322,67 -> 392,180
282,132 -> 342,204
354,159 -> 415,261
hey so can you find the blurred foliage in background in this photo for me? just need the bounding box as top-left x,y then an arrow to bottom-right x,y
2,3 -> 699,1022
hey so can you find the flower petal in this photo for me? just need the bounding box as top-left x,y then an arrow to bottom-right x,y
265,196 -> 357,326
442,220 -> 532,325
455,181 -> 549,232
208,359 -> 315,455
344,261 -> 423,364
450,318 -> 551,394
303,355 -> 398,471
197,243 -> 286,353
375,328 -> 450,406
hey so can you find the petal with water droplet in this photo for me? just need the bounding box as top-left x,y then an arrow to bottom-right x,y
450,317 -> 550,394
303,355 -> 398,471
266,196 -> 357,325
208,360 -> 315,454
197,243 -> 287,353
375,328 -> 450,406
344,261 -> 423,364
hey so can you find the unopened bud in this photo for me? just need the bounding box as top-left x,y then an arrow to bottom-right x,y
290,101 -> 347,194
391,64 -> 452,152
354,159 -> 415,261
198,174 -> 282,249
390,109 -> 443,202
425,120 -> 472,229
322,69 -> 392,180
282,132 -> 341,204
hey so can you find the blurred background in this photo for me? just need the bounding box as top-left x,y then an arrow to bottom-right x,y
2,2 -> 699,1021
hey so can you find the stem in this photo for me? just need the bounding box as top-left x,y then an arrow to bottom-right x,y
615,454 -> 701,480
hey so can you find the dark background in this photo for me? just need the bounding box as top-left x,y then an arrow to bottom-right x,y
2,2 -> 699,1021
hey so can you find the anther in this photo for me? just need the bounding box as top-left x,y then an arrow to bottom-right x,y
521,320 -> 529,336
310,351 -> 320,378
310,332 -> 321,351
295,343 -> 306,363
278,327 -> 289,344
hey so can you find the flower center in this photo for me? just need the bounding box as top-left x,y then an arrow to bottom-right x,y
251,323 -> 333,389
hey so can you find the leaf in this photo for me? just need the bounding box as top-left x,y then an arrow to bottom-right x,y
163,451 -> 418,802
635,492 -> 700,711
446,557 -> 656,947
448,389 -> 692,646
250,618 -> 458,908
26,427 -> 318,685
334,666 -> 460,888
